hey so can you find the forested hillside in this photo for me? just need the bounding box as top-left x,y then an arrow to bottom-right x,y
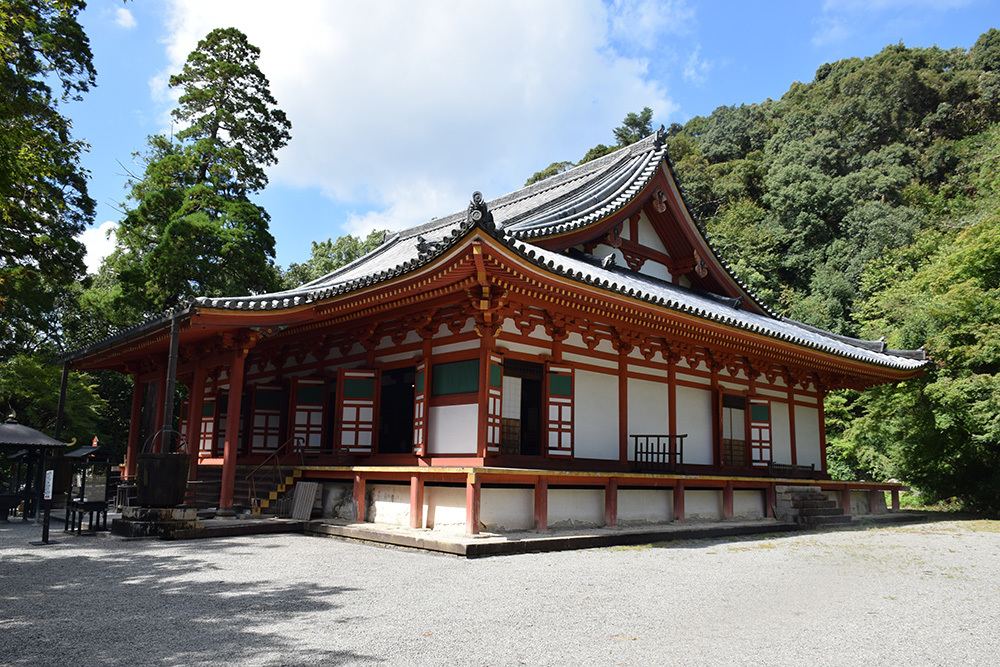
666,29 -> 1000,511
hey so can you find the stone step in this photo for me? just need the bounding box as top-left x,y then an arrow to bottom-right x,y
797,507 -> 846,517
779,491 -> 829,501
805,514 -> 853,526
785,499 -> 838,509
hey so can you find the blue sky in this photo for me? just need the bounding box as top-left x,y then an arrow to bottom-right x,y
71,0 -> 995,274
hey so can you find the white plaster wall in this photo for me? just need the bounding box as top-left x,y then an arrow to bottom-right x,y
628,377 -> 670,460
770,401 -> 792,465
794,405 -> 822,469
428,404 -> 478,454
675,385 -> 713,465
424,485 -> 467,531
367,483 -> 410,527
640,261 -> 673,283
432,340 -> 480,355
619,489 -> 672,525
497,340 -> 549,357
734,490 -> 765,519
684,490 -> 723,521
638,215 -> 668,253
481,488 -> 534,531
575,369 -> 619,460
563,350 -> 617,369
376,350 -> 420,364
548,488 -> 604,528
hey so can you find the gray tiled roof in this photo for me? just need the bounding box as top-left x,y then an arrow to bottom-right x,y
67,133 -> 926,372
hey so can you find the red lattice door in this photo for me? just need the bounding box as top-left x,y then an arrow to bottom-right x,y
335,369 -> 380,456
748,396 -> 772,467
485,352 -> 504,456
545,363 -> 574,458
412,361 -> 428,456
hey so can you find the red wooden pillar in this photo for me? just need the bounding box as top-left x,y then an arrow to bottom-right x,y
766,484 -> 777,518
891,488 -> 900,511
409,475 -> 424,529
673,480 -> 685,523
840,487 -> 852,516
218,348 -> 247,514
465,473 -> 481,535
354,473 -> 366,523
605,478 -> 618,527
534,476 -> 548,530
723,481 -> 734,521
124,375 -> 143,480
186,366 -> 207,486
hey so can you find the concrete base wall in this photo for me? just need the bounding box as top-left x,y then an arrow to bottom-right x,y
357,483 -> 765,532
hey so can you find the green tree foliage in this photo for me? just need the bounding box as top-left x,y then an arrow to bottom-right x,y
282,230 -> 387,287
0,0 -> 95,358
0,354 -> 106,446
84,27 -> 290,326
525,161 -> 574,186
525,108 -> 657,183
659,31 -> 1000,508
612,106 -> 654,146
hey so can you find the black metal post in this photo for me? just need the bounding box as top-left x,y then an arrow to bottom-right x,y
54,362 -> 69,440
161,314 -> 181,452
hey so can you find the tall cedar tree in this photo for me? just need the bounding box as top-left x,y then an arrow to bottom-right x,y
0,0 -> 95,357
90,27 -> 291,322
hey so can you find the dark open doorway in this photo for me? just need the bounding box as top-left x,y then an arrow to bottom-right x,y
502,359 -> 543,456
379,366 -> 415,454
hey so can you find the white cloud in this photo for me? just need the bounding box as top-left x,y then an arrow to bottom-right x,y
159,0 -> 676,234
683,45 -> 711,85
608,0 -> 695,51
79,221 -> 118,274
115,7 -> 136,29
814,0 -> 974,45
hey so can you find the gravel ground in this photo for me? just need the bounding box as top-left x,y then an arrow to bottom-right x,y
2,518 -> 998,666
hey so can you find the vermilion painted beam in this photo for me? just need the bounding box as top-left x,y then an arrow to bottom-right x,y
466,474 -> 481,535
354,473 -> 366,523
534,477 -> 548,530
723,481 -> 734,521
673,481 -> 685,523
605,478 -> 618,527
410,475 -> 424,529
124,375 -> 143,480
840,488 -> 852,516
218,348 -> 247,513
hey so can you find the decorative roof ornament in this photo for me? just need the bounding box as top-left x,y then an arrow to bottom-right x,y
654,125 -> 666,148
467,191 -> 494,228
601,253 -> 617,269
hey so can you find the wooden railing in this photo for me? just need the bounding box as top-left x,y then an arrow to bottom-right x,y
245,436 -> 306,508
630,434 -> 686,472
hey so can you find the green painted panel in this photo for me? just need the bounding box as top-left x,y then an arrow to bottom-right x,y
432,359 -> 479,396
750,404 -> 770,422
489,363 -> 503,388
201,401 -> 215,417
296,384 -> 325,405
549,374 -> 572,397
343,377 -> 376,399
254,389 -> 283,410
415,371 -> 425,393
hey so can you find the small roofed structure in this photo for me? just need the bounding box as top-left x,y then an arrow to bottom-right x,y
64,445 -> 112,533
63,129 -> 927,532
0,415 -> 67,521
